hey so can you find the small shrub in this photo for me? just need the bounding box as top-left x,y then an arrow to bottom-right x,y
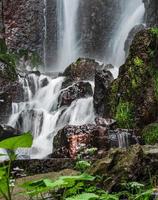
142,123 -> 158,144
115,101 -> 134,129
75,160 -> 91,172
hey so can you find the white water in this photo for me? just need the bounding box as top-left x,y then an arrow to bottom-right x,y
57,0 -> 80,70
107,0 -> 145,78
8,74 -> 95,159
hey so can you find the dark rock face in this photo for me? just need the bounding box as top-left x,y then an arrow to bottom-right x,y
0,124 -> 21,141
0,1 -> 4,38
58,81 -> 93,107
143,0 -> 158,27
89,144 -> 158,190
3,0 -> 44,57
0,60 -> 20,123
78,0 -> 122,61
104,29 -> 158,130
62,58 -> 101,88
94,66 -> 114,116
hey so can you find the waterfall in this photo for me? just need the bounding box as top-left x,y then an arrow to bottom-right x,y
8,75 -> 95,159
43,0 -> 47,70
57,0 -> 80,70
107,0 -> 145,78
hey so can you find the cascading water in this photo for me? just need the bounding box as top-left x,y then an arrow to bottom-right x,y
2,1 -> 146,159
8,74 -> 95,159
57,0 -> 80,70
107,0 -> 145,78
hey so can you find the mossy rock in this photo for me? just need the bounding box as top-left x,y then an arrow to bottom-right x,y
104,29 -> 158,130
142,123 -> 158,144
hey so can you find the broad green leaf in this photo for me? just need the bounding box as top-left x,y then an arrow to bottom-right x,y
65,192 -> 99,200
101,193 -> 119,200
0,132 -> 33,150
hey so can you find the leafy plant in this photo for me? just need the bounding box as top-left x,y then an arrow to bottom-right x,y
133,57 -> 144,67
75,160 -> 91,172
115,101 -> 134,129
0,132 -> 33,200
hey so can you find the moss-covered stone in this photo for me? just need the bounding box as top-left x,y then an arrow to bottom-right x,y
104,29 -> 158,130
142,123 -> 158,144
88,144 -> 158,190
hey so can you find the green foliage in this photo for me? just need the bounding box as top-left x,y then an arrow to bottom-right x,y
133,57 -> 143,67
65,193 -> 99,200
75,160 -> 91,172
121,181 -> 144,194
0,133 -> 33,200
142,123 -> 158,144
115,101 -> 134,129
152,69 -> 158,100
0,132 -> 33,150
0,39 -> 7,54
150,27 -> 158,37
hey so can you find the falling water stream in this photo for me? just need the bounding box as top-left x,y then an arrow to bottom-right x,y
107,0 -> 145,78
57,0 -> 80,70
3,0 -> 145,159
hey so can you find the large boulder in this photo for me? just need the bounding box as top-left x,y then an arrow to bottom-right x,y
94,66 -> 114,116
58,81 -> 93,107
53,118 -> 138,159
104,29 -> 158,130
62,58 -> 101,88
88,144 -> 158,190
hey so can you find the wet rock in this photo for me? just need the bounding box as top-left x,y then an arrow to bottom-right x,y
58,81 -> 93,107
104,29 -> 158,130
124,24 -> 146,57
53,119 -> 138,159
40,77 -> 49,88
62,58 -> 101,88
94,66 -> 114,116
88,144 -> 158,190
53,123 -> 111,159
0,124 -> 21,141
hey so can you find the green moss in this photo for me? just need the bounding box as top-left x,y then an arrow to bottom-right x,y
0,39 -> 7,54
142,123 -> 158,144
133,57 -> 143,67
115,101 -> 134,129
150,27 -> 158,37
0,53 -> 17,81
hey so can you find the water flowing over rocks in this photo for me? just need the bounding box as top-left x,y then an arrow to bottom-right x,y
58,81 -> 93,107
